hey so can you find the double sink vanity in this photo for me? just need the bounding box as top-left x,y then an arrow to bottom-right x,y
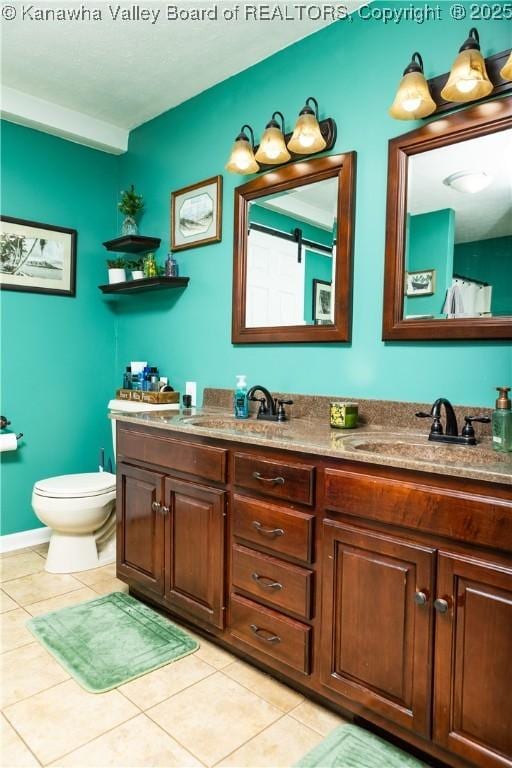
114,390 -> 512,768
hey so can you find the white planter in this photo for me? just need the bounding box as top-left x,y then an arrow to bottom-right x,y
108,268 -> 126,284
131,270 -> 144,280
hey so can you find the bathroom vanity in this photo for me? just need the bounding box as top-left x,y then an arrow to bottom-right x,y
114,402 -> 512,768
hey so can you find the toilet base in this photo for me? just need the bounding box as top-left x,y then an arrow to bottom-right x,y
45,531 -> 116,574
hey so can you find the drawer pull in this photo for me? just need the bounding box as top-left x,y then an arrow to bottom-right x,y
249,624 -> 281,644
252,471 -> 285,486
151,501 -> 161,513
252,521 -> 284,538
251,572 -> 283,591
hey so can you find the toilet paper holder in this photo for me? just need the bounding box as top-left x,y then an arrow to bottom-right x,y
1,415 -> 23,441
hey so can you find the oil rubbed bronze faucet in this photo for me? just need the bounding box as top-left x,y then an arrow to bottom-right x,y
247,385 -> 293,422
416,397 -> 490,446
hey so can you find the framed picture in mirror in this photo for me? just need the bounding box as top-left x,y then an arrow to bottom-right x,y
405,270 -> 435,297
313,279 -> 333,322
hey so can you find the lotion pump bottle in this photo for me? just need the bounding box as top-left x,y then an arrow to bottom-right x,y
234,375 -> 249,419
492,386 -> 512,452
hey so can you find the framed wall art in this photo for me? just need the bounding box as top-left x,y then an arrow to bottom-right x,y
171,176 -> 222,252
0,216 -> 77,296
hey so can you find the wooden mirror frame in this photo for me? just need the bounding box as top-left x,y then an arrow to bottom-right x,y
232,153 -> 356,344
382,97 -> 512,341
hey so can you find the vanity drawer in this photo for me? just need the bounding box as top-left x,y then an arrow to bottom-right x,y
117,428 -> 227,484
233,452 -> 314,506
230,594 -> 311,674
233,494 -> 314,564
232,544 -> 313,619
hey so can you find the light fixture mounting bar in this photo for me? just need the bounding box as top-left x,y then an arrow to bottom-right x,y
254,117 -> 336,173
428,48 -> 511,116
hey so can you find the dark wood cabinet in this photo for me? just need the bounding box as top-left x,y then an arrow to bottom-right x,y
116,422 -> 512,768
433,552 -> 512,768
164,478 -> 226,630
320,521 -> 435,736
116,462 -> 165,596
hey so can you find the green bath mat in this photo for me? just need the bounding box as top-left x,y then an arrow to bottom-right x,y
27,592 -> 199,693
295,725 -> 427,767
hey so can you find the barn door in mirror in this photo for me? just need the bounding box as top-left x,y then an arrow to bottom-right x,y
232,154 -> 356,343
383,97 -> 512,340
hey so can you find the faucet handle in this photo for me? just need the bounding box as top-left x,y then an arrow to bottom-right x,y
415,411 -> 432,419
415,411 -> 443,435
251,396 -> 268,415
461,415 -> 491,440
276,399 -> 293,422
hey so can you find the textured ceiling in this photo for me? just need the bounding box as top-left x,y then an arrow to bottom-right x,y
0,1 -> 362,130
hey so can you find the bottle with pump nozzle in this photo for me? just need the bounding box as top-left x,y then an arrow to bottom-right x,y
492,386 -> 512,452
234,375 -> 249,419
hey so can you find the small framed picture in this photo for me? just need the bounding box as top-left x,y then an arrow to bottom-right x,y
313,279 -> 333,322
0,216 -> 77,296
171,175 -> 222,252
405,269 -> 436,297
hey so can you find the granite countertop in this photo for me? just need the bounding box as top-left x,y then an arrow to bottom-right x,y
113,405 -> 512,487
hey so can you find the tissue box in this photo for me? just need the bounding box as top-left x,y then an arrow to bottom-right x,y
116,389 -> 179,404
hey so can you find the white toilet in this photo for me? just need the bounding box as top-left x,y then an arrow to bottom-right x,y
32,399 -> 180,574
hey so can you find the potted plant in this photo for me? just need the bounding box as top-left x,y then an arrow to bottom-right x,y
118,185 -> 144,235
107,257 -> 127,284
129,258 -> 144,280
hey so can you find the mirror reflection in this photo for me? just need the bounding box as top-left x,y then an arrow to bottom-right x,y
246,178 -> 337,327
403,127 -> 512,321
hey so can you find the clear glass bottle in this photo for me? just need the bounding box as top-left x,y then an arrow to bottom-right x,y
492,386 -> 512,452
144,253 -> 157,278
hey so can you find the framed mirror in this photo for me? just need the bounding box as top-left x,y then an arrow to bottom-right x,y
232,153 -> 356,343
383,97 -> 512,340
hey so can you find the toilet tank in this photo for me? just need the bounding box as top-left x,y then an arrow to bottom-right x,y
107,399 -> 180,462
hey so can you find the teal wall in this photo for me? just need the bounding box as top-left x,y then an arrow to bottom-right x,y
405,209 -> 454,317
116,7 -> 511,407
0,121 -> 118,535
454,236 -> 512,316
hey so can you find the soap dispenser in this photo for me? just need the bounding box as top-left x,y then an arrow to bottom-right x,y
492,386 -> 512,452
234,375 -> 249,419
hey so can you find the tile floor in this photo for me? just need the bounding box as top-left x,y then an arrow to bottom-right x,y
1,545 -> 347,767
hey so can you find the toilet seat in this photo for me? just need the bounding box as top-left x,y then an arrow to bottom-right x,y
34,472 -> 116,499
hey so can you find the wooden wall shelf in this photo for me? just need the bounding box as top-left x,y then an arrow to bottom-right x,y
103,235 -> 162,253
99,277 -> 189,294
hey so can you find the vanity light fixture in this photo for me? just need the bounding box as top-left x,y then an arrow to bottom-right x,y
255,112 -> 291,165
501,51 -> 512,82
389,52 -> 436,120
443,170 -> 492,194
225,124 -> 259,174
287,97 -> 327,154
441,28 -> 493,103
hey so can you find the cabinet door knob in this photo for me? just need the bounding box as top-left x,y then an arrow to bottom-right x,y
252,521 -> 284,538
434,598 -> 449,614
251,572 -> 283,591
160,505 -> 170,515
151,501 -> 161,513
249,624 -> 281,644
414,591 -> 428,606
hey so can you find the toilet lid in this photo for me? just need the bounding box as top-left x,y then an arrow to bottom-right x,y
34,472 -> 116,499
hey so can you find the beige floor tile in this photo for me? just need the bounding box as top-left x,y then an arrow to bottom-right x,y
3,678 -> 139,765
223,660 -> 304,713
24,587 -> 97,617
193,636 -> 235,670
120,652 -> 215,710
90,577 -> 129,596
31,542 -> 49,555
49,713 -> 203,767
1,572 -> 83,606
289,699 -> 348,736
147,671 -> 282,766
0,588 -> 18,613
0,607 -> 33,652
0,713 -> 39,767
0,547 -> 34,559
72,563 -> 117,586
0,551 -> 45,583
0,642 -> 69,708
218,713 -> 324,767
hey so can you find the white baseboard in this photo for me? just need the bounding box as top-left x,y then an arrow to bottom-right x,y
0,526 -> 51,553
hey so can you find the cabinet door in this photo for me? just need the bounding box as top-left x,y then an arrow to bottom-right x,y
434,552 -> 512,768
116,463 -> 165,596
165,478 -> 226,630
320,520 -> 435,736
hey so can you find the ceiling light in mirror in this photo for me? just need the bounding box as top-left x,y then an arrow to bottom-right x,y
443,170 -> 492,194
